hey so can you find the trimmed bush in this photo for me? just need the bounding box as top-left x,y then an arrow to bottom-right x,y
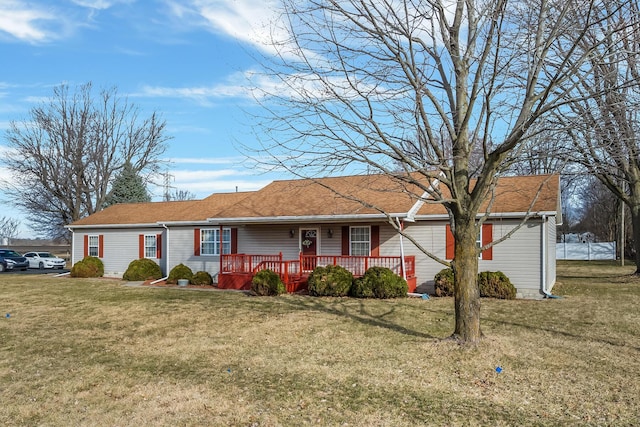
70,256 -> 104,278
251,269 -> 286,296
167,263 -> 194,285
352,266 -> 408,299
478,271 -> 516,300
123,258 -> 163,281
191,271 -> 213,286
308,265 -> 353,297
434,268 -> 454,297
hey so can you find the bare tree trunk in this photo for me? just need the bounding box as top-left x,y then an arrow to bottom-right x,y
451,217 -> 482,343
629,205 -> 640,275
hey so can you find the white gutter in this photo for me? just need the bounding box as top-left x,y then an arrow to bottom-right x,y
67,223 -> 170,230
408,211 -> 558,221
206,213 -> 407,225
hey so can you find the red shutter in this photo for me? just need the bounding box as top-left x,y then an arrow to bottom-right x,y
138,234 -> 144,259
371,226 -> 380,257
341,226 -> 350,255
83,235 -> 88,258
194,228 -> 201,256
98,235 -> 104,258
156,234 -> 162,259
482,223 -> 493,260
231,228 -> 238,254
445,224 -> 455,260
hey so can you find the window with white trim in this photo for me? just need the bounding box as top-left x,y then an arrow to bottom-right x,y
145,235 -> 157,258
477,225 -> 488,260
88,235 -> 100,257
201,228 -> 231,256
350,226 -> 370,256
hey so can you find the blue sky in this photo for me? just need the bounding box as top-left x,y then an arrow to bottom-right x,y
0,0 -> 292,235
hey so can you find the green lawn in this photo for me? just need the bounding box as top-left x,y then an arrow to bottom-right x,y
0,261 -> 638,426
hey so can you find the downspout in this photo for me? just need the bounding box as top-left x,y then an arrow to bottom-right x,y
161,223 -> 169,275
541,214 -> 546,294
395,217 -> 407,281
151,223 -> 170,284
541,214 -> 560,299
69,227 -> 76,267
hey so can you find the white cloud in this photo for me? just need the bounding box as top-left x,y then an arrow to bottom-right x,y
167,157 -> 243,165
164,0 -> 289,55
70,0 -> 122,10
170,168 -> 250,181
151,166 -> 274,199
0,1 -> 58,43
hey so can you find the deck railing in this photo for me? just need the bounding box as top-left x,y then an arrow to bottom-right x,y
221,253 -> 415,280
221,253 -> 283,273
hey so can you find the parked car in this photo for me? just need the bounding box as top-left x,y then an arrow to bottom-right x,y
23,251 -> 67,269
0,249 -> 29,271
0,255 -> 15,272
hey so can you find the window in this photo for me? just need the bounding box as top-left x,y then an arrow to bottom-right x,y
144,235 -> 157,258
350,226 -> 370,256
88,235 -> 100,257
201,228 -> 231,256
446,223 -> 493,261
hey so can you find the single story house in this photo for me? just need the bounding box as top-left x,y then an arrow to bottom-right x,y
67,173 -> 561,299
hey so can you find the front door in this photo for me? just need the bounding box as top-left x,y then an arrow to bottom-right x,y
300,228 -> 318,271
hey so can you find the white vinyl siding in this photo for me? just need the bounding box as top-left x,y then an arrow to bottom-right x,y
73,229 -> 163,277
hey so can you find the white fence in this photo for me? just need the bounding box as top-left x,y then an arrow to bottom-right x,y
556,242 -> 616,260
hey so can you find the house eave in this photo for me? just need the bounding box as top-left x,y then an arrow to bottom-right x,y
407,211 -> 558,222
207,213 -> 406,225
66,223 -> 164,230
66,220 -> 213,230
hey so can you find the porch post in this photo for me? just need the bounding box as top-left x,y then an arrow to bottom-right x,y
219,225 -> 223,276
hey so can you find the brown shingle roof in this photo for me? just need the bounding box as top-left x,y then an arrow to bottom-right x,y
214,173 -> 559,219
68,173 -> 559,227
69,191 -> 252,226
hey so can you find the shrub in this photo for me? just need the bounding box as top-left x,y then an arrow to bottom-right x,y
167,263 -> 194,284
70,256 -> 104,278
434,268 -> 454,297
191,271 -> 213,286
122,258 -> 163,281
251,269 -> 286,296
308,265 -> 353,297
477,271 -> 516,300
352,266 -> 408,299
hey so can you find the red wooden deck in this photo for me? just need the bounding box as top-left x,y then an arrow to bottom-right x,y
217,253 -> 417,293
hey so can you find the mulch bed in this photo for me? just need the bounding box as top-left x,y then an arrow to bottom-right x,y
140,279 -> 217,290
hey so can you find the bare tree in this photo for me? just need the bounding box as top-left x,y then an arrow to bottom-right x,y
557,0 -> 640,272
168,189 -> 197,201
0,216 -> 20,244
248,0 -> 630,343
2,82 -> 170,240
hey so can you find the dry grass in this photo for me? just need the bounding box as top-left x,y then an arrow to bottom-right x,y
0,261 -> 638,426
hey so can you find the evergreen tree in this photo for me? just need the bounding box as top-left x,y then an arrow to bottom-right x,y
104,161 -> 151,207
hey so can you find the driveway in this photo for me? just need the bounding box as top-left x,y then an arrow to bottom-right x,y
3,268 -> 70,275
